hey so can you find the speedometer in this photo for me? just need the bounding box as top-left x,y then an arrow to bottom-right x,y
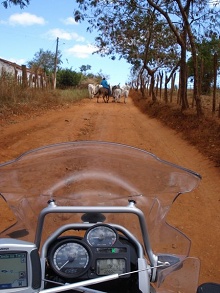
86,224 -> 117,247
48,239 -> 91,278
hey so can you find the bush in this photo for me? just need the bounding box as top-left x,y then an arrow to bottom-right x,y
56,69 -> 83,89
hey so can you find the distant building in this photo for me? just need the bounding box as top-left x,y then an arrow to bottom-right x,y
0,58 -> 47,88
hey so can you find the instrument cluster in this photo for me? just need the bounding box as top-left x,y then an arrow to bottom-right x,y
47,224 -> 133,280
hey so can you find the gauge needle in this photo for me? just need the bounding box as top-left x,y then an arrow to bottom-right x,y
59,260 -> 70,270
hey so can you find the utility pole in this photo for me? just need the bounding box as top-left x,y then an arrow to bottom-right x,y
54,37 -> 59,89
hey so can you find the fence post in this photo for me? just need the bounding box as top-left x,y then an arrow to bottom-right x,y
22,65 -> 28,88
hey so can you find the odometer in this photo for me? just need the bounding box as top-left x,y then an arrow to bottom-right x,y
96,258 -> 126,275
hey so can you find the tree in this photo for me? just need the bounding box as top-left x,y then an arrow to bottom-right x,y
187,36 -> 220,94
56,69 -> 82,89
74,1 -> 179,101
74,0 -> 220,116
27,49 -> 62,75
2,0 -> 30,9
79,65 -> 91,74
142,0 -> 220,115
139,18 -> 179,102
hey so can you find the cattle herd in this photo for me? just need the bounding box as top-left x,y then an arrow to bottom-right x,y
88,84 -> 130,103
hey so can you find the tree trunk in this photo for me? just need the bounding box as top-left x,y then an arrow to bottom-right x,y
149,72 -> 156,102
212,52 -> 217,114
164,75 -> 168,103
187,28 -> 203,116
170,72 -> 176,103
176,0 -> 203,116
159,71 -> 163,100
155,74 -> 159,98
179,43 -> 188,111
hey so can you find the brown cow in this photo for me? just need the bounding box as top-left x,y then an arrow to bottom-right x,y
95,86 -> 109,103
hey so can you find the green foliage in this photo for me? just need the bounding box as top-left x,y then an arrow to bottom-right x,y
27,49 -> 62,74
1,0 -> 29,9
79,65 -> 91,73
56,69 -> 83,88
187,36 -> 220,94
75,0 -> 179,74
74,1 -> 220,78
58,88 -> 88,101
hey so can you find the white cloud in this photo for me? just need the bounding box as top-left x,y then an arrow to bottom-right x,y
0,57 -> 26,65
12,58 -> 26,65
66,44 -> 98,58
45,28 -> 85,41
62,17 -> 78,25
8,12 -> 45,26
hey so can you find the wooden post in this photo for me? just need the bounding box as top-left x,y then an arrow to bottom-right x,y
54,37 -> 59,89
22,65 -> 28,88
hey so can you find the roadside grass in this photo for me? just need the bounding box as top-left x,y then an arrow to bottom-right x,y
0,80 -> 88,119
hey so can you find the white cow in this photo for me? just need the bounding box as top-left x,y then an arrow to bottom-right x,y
88,84 -> 103,99
112,85 -> 121,102
121,84 -> 130,104
113,88 -> 122,103
112,84 -> 130,103
88,84 -> 95,99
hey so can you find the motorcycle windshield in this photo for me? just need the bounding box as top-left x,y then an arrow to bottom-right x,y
0,141 -> 201,291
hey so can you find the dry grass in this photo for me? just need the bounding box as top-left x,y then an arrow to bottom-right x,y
0,80 -> 87,120
132,90 -> 220,167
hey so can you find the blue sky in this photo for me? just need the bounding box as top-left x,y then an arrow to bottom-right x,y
0,0 -> 131,86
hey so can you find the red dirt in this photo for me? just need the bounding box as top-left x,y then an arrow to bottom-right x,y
0,96 -> 219,286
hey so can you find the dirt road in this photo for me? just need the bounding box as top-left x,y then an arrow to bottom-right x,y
0,97 -> 219,285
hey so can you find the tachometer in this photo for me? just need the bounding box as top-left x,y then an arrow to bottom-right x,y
86,224 -> 117,247
48,239 -> 91,278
